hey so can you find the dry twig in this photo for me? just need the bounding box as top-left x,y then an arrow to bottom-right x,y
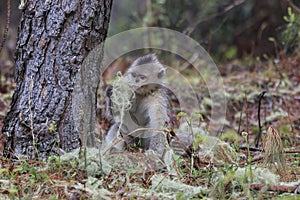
248,183 -> 299,194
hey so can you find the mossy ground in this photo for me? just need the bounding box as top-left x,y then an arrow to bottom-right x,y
0,53 -> 299,199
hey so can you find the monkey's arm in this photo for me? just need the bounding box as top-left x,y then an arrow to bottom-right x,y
105,85 -> 114,122
104,122 -> 124,151
147,90 -> 170,127
146,90 -> 170,155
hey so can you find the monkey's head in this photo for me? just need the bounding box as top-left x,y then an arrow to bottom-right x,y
125,54 -> 166,95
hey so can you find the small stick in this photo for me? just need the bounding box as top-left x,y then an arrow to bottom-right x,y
239,154 -> 264,167
284,149 -> 300,154
255,91 -> 266,147
237,109 -> 243,135
244,92 -> 249,133
102,127 -> 164,154
248,183 -> 299,194
238,146 -> 263,152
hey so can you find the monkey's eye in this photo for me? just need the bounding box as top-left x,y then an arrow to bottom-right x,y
139,75 -> 147,81
131,73 -> 137,78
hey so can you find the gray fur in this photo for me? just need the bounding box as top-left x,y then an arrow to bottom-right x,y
103,54 -> 170,155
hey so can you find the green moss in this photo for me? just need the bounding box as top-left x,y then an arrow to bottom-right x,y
220,130 -> 240,146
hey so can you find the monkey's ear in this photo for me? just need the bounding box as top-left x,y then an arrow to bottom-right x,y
157,68 -> 166,78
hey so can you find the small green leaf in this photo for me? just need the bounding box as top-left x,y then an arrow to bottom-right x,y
176,111 -> 187,120
0,168 -> 9,176
241,131 -> 248,138
268,37 -> 275,42
290,13 -> 295,22
49,121 -> 56,133
191,112 -> 204,121
225,46 -> 237,60
12,167 -> 23,174
288,7 -> 292,16
7,188 -> 18,195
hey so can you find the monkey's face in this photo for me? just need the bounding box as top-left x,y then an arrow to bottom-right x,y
126,64 -> 166,95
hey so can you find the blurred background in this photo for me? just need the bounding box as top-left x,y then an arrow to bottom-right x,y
108,0 -> 300,62
1,0 -> 300,77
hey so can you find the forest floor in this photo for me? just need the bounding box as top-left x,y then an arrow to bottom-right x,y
0,52 -> 299,199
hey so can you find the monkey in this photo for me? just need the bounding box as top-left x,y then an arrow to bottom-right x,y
103,54 -> 170,156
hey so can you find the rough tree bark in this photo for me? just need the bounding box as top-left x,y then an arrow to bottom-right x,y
2,0 -> 112,158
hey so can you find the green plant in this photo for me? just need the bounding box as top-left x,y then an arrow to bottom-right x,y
176,111 -> 205,174
281,7 -> 300,52
241,131 -> 252,163
220,130 -> 240,146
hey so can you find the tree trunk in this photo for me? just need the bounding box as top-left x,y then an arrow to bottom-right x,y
2,0 -> 112,158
